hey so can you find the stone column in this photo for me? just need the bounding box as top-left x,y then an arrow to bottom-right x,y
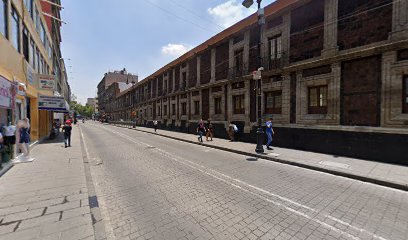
391,0 -> 408,40
243,31 -> 250,74
228,39 -> 234,70
211,49 -> 216,83
244,81 -> 251,133
227,84 -> 233,121
322,0 -> 339,57
172,68 -> 176,93
196,56 -> 201,87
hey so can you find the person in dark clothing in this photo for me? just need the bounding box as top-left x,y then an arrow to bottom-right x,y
197,119 -> 206,143
62,120 -> 72,148
206,120 -> 214,141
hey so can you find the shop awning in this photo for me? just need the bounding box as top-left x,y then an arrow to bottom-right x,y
38,95 -> 69,113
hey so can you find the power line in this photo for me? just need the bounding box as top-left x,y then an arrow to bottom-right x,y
167,0 -> 225,31
144,0 -> 219,34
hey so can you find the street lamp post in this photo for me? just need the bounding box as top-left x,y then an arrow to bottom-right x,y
242,0 -> 265,154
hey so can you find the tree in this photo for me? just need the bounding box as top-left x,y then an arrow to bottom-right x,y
69,96 -> 94,118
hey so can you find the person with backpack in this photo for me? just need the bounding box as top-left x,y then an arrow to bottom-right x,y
197,119 -> 206,143
265,117 -> 275,150
62,120 -> 72,148
206,119 -> 214,141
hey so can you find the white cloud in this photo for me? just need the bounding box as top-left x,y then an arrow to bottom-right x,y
161,43 -> 192,57
208,0 -> 256,28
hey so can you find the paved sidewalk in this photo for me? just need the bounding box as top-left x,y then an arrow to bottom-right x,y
0,127 -> 96,240
113,123 -> 408,191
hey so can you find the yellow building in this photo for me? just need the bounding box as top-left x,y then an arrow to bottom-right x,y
0,0 -> 67,141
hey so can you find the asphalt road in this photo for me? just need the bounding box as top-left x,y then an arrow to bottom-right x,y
79,122 -> 408,240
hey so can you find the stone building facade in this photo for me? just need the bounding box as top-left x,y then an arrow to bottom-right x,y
101,0 -> 408,164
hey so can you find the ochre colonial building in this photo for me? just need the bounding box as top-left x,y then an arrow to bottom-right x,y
99,0 -> 408,164
0,0 -> 70,141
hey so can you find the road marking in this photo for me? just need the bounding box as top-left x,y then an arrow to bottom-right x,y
91,123 -> 388,240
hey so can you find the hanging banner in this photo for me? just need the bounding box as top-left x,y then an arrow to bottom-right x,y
38,95 -> 68,112
38,74 -> 56,90
0,75 -> 16,109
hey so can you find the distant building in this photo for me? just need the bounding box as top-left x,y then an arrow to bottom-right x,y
86,98 -> 96,107
97,68 -> 138,116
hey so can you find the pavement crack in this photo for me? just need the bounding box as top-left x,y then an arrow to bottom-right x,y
0,220 -> 19,226
13,220 -> 22,232
41,207 -> 48,216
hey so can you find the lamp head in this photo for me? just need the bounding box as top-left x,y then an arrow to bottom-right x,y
242,0 -> 254,8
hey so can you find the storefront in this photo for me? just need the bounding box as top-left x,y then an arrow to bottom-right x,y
0,75 -> 16,127
38,95 -> 69,136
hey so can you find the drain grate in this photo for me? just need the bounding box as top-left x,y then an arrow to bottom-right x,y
88,196 -> 99,208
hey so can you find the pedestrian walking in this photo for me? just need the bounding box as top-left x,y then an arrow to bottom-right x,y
153,120 -> 158,132
197,119 -> 206,143
62,120 -> 72,148
205,119 -> 214,141
17,118 -> 31,159
265,117 -> 275,150
228,122 -> 238,142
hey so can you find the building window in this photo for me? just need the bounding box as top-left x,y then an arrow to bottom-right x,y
172,104 -> 176,115
23,27 -> 29,62
158,106 -> 161,116
40,27 -> 46,44
233,95 -> 245,114
234,49 -> 244,75
36,47 -> 40,72
182,72 -> 187,89
11,6 -> 20,52
269,35 -> 282,60
265,91 -> 282,114
403,75 -> 408,114
214,97 -> 222,114
29,39 -> 34,67
194,101 -> 199,115
163,105 -> 167,116
24,0 -> 33,17
308,85 -> 328,114
181,102 -> 187,115
39,55 -> 43,74
35,8 -> 40,32
0,0 -> 7,38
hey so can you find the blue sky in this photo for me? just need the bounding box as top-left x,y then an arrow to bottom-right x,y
61,0 -> 275,104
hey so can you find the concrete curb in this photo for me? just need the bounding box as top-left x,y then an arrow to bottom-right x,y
0,161 -> 14,177
110,124 -> 408,192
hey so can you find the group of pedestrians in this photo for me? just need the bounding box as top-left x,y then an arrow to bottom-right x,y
196,119 -> 214,142
149,117 -> 275,150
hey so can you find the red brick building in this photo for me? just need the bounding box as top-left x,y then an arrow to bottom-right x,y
101,0 -> 408,164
